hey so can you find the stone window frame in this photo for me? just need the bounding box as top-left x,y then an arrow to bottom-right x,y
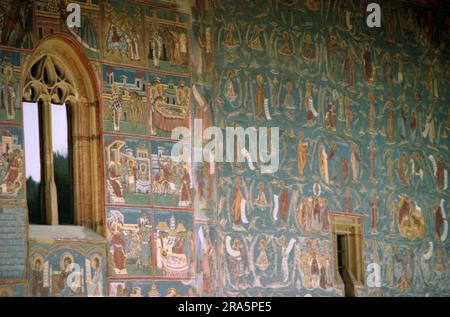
21,34 -> 104,234
330,213 -> 365,291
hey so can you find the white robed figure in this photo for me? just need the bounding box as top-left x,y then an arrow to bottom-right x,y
86,257 -> 103,297
420,242 -> 433,286
280,238 -> 296,283
151,30 -> 163,67
318,143 -> 329,185
225,236 -> 246,286
422,111 -> 435,144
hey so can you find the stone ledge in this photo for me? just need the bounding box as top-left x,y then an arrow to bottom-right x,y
29,225 -> 106,242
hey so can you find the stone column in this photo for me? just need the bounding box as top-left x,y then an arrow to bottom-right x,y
40,96 -> 59,225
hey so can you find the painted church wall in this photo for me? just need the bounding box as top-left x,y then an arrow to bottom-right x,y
213,0 -> 449,297
0,0 -> 448,297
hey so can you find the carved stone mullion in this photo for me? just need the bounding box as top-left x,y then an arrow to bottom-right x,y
40,95 -> 59,225
89,100 -> 102,234
71,99 -> 82,226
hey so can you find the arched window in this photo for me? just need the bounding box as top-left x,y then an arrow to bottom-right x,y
21,36 -> 104,234
24,101 -> 73,225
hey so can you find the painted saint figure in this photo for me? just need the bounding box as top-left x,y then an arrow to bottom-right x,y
179,167 -> 191,207
318,143 -> 330,185
111,222 -> 127,275
279,31 -> 293,55
410,109 -> 417,143
350,143 -> 361,183
31,258 -> 48,297
224,22 -> 237,47
397,153 -> 410,187
279,180 -> 289,226
398,104 -> 409,143
325,104 -> 337,132
303,33 -> 315,60
297,131 -> 308,177
344,97 -> 353,135
255,74 -> 265,120
232,178 -> 243,226
88,257 -> 103,297
256,239 -> 269,271
422,106 -> 435,144
249,24 -> 265,51
340,157 -> 349,184
367,92 -> 377,135
195,25 -> 212,77
1,66 -> 16,120
305,81 -> 318,125
283,81 -> 296,109
296,184 -> 329,233
150,28 -> 163,68
201,226 -> 215,296
363,43 -> 374,83
369,140 -> 377,183
137,221 -> 151,271
386,101 -> 395,143
370,191 -> 379,234
110,83 -> 123,132
255,182 -> 268,206
224,71 -> 238,103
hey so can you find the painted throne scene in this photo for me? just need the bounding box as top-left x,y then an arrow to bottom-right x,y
0,0 -> 449,300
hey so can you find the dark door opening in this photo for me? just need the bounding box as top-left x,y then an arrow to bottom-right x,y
337,234 -> 345,280
336,234 -> 354,297
331,214 -> 364,297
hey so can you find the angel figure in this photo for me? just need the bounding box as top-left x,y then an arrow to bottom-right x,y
225,236 -> 246,287
279,237 -> 296,284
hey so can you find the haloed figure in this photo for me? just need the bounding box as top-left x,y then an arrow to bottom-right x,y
110,83 -> 123,131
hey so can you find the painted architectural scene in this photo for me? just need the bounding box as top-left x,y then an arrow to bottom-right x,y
147,7 -> 191,74
148,73 -> 191,138
153,210 -> 194,278
102,0 -> 145,67
104,136 -> 151,206
106,207 -> 153,277
151,139 -> 193,208
34,0 -> 100,59
60,0 -> 101,59
103,65 -> 148,135
0,0 -> 34,49
0,127 -> 24,200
